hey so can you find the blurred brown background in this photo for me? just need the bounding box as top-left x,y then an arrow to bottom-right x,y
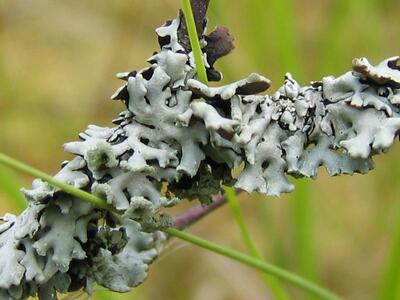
1,0 -> 400,299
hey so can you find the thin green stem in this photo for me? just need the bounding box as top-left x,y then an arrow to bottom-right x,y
164,227 -> 341,300
0,152 -> 117,213
224,187 -> 260,256
223,186 -> 289,300
378,203 -> 400,299
292,179 -> 316,281
181,0 -> 208,84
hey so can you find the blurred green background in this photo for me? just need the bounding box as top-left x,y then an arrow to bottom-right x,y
1,0 -> 400,299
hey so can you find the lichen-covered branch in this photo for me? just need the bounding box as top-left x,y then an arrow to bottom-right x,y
1,7 -> 400,300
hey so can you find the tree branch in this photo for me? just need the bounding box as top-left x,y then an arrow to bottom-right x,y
173,192 -> 227,229
172,189 -> 246,229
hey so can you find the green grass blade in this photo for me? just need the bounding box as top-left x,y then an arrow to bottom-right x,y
0,152 -> 116,213
165,227 -> 341,300
181,0 -> 208,84
378,204 -> 400,300
292,179 -> 316,280
224,187 -> 262,257
0,164 -> 26,212
224,186 -> 290,300
254,193 -> 288,269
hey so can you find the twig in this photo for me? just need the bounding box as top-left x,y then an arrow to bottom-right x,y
172,188 -> 248,229
173,192 -> 227,229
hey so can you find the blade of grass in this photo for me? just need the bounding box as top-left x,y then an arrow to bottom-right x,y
181,0 -> 208,84
0,152 -> 117,213
292,179 -> 316,280
0,150 -> 340,299
0,165 -> 26,212
378,138 -> 400,300
165,227 -> 341,300
223,187 -> 263,257
223,186 -> 289,300
254,193 -> 288,268
378,202 -> 400,300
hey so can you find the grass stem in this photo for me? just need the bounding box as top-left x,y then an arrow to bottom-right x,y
378,203 -> 400,299
181,0 -> 208,84
292,179 -> 316,280
224,187 -> 290,300
0,152 -> 117,213
164,227 -> 341,300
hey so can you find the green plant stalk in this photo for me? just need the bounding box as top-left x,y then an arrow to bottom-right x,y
292,179 -> 317,280
0,151 -> 340,299
254,193 -> 287,268
223,186 -> 289,300
0,152 -> 117,213
181,0 -> 208,84
0,165 -> 26,212
378,203 -> 400,299
164,227 -> 341,300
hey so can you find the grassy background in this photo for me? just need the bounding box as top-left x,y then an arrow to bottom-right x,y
1,0 -> 400,299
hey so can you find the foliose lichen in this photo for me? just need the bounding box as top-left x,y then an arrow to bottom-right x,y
1,8 -> 400,300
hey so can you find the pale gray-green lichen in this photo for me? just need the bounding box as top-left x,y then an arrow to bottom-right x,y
1,10 -> 400,300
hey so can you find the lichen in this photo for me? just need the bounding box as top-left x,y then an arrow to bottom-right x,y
1,8 -> 400,300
